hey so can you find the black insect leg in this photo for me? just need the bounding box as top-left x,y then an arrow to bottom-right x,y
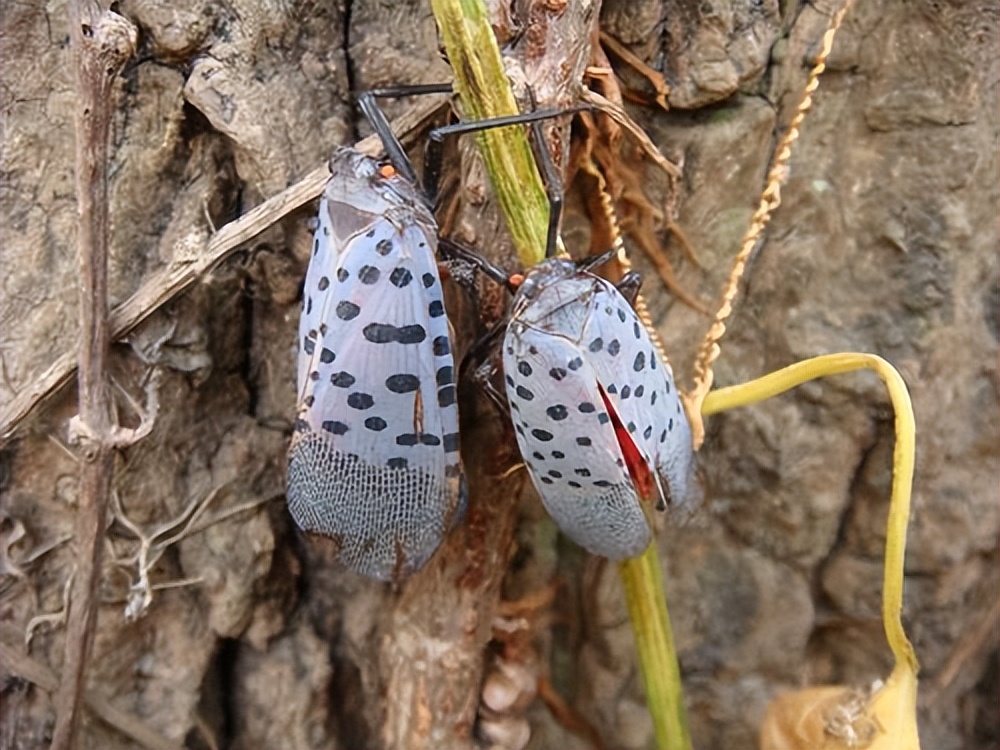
423,105 -> 586,220
527,117 -> 564,259
457,319 -> 509,418
578,247 -> 619,272
438,237 -> 514,292
354,84 -> 454,198
615,271 -> 643,305
523,87 -> 564,259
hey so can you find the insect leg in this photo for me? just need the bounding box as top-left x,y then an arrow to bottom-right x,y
524,88 -> 563,259
355,91 -> 423,189
458,319 -> 509,417
438,237 -> 514,291
353,84 -> 456,196
615,270 -> 643,305
423,105 -> 588,217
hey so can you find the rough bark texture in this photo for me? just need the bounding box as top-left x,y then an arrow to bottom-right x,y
0,1 -> 997,750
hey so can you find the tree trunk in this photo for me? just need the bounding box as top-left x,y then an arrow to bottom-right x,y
0,1 -> 996,749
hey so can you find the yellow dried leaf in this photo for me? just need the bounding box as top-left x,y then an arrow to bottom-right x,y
759,664 -> 920,750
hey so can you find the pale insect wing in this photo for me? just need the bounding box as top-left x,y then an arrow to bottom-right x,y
297,195 -> 338,403
503,322 -> 651,560
577,280 -> 661,487
288,214 -> 463,581
580,277 -> 699,511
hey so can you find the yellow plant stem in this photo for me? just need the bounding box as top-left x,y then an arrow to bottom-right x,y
429,0 -> 551,265
703,353 -> 919,674
619,545 -> 691,750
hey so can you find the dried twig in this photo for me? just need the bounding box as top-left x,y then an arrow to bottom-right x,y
50,4 -> 137,749
0,95 -> 448,442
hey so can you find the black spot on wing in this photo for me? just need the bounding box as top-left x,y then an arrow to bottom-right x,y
385,373 -> 420,393
347,392 -> 374,409
358,265 -> 380,284
375,239 -> 393,255
365,416 -> 387,431
337,301 -> 361,320
438,385 -> 456,407
428,299 -> 445,317
390,267 -> 413,287
331,371 -> 355,388
363,323 -> 426,344
546,405 -> 568,420
322,420 -> 349,435
433,335 -> 450,356
320,348 -> 335,363
531,428 -> 553,442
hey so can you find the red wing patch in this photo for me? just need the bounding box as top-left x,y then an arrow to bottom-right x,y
597,382 -> 655,502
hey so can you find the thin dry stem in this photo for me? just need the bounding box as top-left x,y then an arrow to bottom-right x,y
685,0 -> 855,447
51,5 -> 137,749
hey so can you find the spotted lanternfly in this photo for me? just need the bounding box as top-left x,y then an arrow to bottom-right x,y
502,257 -> 700,560
287,147 -> 465,581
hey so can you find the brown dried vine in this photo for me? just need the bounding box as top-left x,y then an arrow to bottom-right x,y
50,3 -> 137,749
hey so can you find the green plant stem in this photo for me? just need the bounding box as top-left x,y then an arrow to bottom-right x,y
619,545 -> 692,750
429,0 -> 550,265
430,5 -> 692,748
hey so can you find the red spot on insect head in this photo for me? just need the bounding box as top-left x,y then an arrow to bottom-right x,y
597,382 -> 655,502
508,273 -> 525,289
379,164 -> 397,179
